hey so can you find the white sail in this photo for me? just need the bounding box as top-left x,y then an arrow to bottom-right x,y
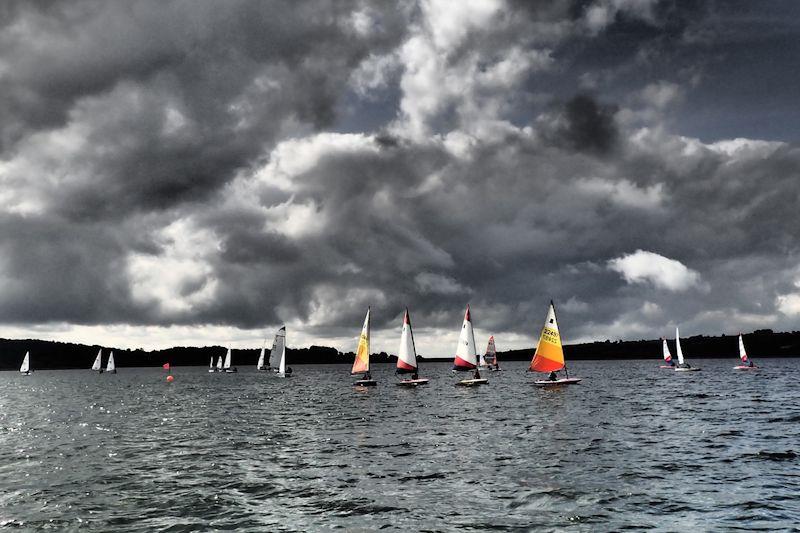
278,338 -> 287,375
662,339 -> 672,362
209,356 -> 214,369
397,309 -> 417,372
453,305 -> 478,369
738,334 -> 748,362
223,348 -> 232,370
91,349 -> 103,371
256,343 -> 266,370
106,352 -> 116,372
675,327 -> 685,365
269,326 -> 286,369
19,352 -> 30,373
216,355 -> 223,370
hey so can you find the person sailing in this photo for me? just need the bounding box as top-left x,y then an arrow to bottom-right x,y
548,371 -> 557,381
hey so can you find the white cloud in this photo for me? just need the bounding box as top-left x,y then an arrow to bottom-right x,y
608,250 -> 703,291
776,293 -> 800,316
576,177 -> 665,210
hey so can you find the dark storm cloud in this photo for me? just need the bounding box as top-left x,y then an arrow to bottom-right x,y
2,0 -> 800,349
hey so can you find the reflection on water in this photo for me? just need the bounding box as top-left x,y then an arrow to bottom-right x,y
1,360 -> 799,531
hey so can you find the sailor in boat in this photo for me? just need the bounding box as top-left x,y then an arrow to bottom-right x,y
676,362 -> 692,370
285,366 -> 293,375
362,370 -> 372,381
548,371 -> 557,381
472,368 -> 482,380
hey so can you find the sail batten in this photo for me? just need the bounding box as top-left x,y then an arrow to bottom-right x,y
530,302 -> 565,372
351,308 -> 371,375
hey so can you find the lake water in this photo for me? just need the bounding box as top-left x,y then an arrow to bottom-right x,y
1,359 -> 799,531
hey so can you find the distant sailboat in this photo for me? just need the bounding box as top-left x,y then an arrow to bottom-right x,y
674,327 -> 701,372
659,338 -> 675,368
19,351 -> 31,375
106,352 -> 116,374
530,301 -> 581,386
734,333 -> 758,370
208,356 -> 216,373
395,309 -> 429,387
452,304 -> 487,386
223,347 -> 237,373
276,327 -> 292,378
352,308 -> 376,386
256,339 -> 267,371
485,335 -> 501,371
216,354 -> 224,372
91,349 -> 104,373
269,326 -> 286,373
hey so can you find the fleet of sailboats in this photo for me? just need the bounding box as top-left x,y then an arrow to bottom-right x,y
352,308 -> 376,386
8,303 -> 775,383
452,305 -> 488,386
530,301 -> 581,386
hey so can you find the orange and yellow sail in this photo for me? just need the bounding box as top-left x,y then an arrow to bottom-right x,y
351,308 -> 371,374
530,301 -> 565,372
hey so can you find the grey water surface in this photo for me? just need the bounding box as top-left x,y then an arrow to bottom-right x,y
1,359 -> 799,532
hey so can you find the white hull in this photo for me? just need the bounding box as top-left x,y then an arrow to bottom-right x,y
733,365 -> 758,370
675,367 -> 701,372
396,378 -> 429,387
456,378 -> 488,387
534,377 -> 582,386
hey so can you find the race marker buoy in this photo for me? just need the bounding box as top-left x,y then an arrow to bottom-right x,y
166,375 -> 174,383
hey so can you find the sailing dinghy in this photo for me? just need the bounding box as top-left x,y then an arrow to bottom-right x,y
530,301 -> 581,386
256,339 -> 267,371
660,338 -> 675,368
269,326 -> 286,373
208,356 -> 216,373
485,335 -> 501,371
106,352 -> 116,374
91,349 -> 104,373
395,309 -> 429,387
216,354 -> 224,372
19,351 -> 32,375
352,308 -> 376,386
275,327 -> 292,378
734,333 -> 758,370
674,327 -> 700,372
453,305 -> 488,386
223,347 -> 237,373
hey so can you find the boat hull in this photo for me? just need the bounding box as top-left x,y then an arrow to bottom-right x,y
534,378 -> 582,386
733,365 -> 758,370
20,371 -> 32,376
224,368 -> 238,373
277,372 -> 291,378
675,367 -> 701,372
456,378 -> 488,387
396,378 -> 429,387
659,365 -> 675,369
354,379 -> 377,387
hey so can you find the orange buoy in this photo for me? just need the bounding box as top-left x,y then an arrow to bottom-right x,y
166,375 -> 174,382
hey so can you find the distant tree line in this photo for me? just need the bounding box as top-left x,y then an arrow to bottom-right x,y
0,329 -> 798,370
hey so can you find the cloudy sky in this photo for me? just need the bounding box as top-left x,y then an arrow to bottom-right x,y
1,0 -> 799,357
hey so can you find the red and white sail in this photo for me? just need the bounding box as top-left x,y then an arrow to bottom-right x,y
738,334 -> 748,363
662,338 -> 673,364
396,309 -> 417,374
452,305 -> 477,371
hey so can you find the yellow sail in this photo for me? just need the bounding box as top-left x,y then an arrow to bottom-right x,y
351,307 -> 370,374
530,301 -> 565,372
